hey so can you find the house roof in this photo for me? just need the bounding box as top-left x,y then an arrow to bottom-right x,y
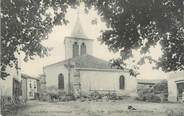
21,73 -> 39,80
44,54 -> 116,70
137,79 -> 165,85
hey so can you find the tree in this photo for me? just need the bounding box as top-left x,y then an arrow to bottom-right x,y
1,0 -> 78,79
84,0 -> 184,73
1,0 -> 183,79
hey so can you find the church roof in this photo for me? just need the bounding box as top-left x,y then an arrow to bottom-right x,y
44,55 -> 115,70
71,55 -> 112,69
70,13 -> 88,39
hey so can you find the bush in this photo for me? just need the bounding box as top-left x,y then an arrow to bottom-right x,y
42,86 -> 77,102
89,91 -> 102,100
64,94 -> 76,101
106,92 -> 118,100
153,80 -> 168,94
153,80 -> 168,102
39,91 -> 49,101
150,95 -> 161,103
137,81 -> 167,102
137,86 -> 153,101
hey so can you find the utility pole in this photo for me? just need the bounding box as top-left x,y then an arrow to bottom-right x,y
65,59 -> 75,95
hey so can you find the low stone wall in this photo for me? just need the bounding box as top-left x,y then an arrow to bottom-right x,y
0,96 -> 26,113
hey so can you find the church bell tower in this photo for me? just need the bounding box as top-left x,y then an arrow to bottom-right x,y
64,13 -> 93,59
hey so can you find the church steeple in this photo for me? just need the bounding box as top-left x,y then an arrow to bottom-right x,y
71,12 -> 87,39
64,12 -> 93,59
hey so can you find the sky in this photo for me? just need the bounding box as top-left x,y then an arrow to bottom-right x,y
21,5 -> 167,79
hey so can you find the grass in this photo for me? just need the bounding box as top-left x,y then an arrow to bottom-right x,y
2,99 -> 184,116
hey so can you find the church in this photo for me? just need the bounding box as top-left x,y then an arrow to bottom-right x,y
43,14 -> 137,97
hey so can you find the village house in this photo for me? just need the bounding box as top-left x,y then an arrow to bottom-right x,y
167,71 -> 184,102
43,14 -> 137,97
0,65 -> 22,104
21,74 -> 40,100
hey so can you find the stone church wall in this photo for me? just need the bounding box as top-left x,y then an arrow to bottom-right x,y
44,64 -> 69,93
78,69 -> 137,97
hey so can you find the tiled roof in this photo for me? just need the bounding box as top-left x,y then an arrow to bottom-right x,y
137,79 -> 165,84
44,55 -> 115,69
21,73 -> 39,80
72,55 -> 113,69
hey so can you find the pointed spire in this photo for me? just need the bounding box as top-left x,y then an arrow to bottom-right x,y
71,11 -> 87,39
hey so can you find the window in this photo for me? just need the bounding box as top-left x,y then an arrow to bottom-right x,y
176,82 -> 184,101
29,81 -> 32,88
119,75 -> 125,89
34,81 -> 36,89
73,42 -> 79,57
58,73 -> 64,89
34,84 -> 36,89
80,43 -> 86,55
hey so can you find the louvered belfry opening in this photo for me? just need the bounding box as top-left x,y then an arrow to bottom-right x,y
80,43 -> 86,55
73,42 -> 79,57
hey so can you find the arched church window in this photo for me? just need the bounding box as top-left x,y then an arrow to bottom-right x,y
58,73 -> 64,89
119,75 -> 125,89
80,43 -> 86,55
73,42 -> 79,57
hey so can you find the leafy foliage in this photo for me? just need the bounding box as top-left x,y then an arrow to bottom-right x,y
84,0 -> 184,72
1,0 -> 78,79
1,0 -> 184,79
